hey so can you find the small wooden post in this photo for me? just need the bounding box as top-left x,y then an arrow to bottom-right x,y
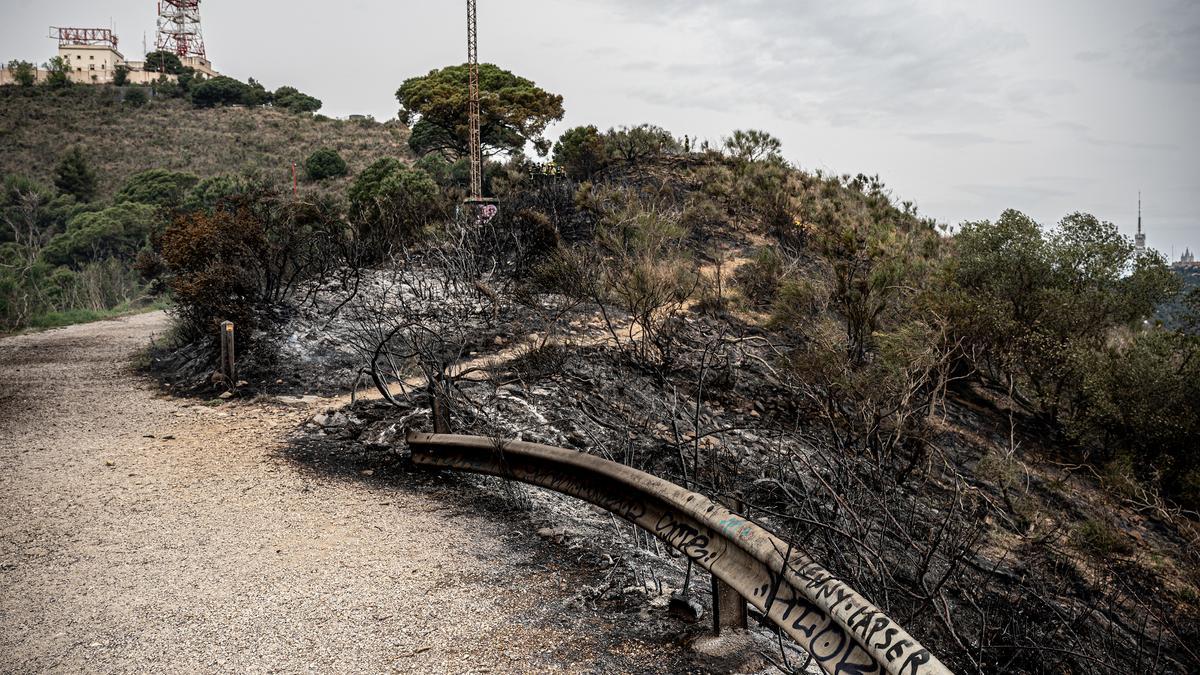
220,321 -> 236,386
712,497 -> 748,635
431,374 -> 451,434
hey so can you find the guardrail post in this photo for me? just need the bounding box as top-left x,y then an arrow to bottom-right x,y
712,497 -> 748,635
220,321 -> 236,386
711,572 -> 748,635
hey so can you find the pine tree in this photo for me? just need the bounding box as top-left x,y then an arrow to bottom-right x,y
53,147 -> 98,202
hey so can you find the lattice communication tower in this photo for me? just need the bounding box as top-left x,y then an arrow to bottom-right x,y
467,0 -> 483,202
156,0 -> 206,58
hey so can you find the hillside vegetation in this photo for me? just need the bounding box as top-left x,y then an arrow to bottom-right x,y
147,95 -> 1199,675
0,85 -> 412,332
5,64 -> 1198,674
0,86 -> 410,200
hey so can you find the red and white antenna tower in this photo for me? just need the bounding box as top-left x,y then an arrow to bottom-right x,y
156,0 -> 206,58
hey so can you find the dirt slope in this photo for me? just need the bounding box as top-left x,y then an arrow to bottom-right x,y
0,312 -> 695,673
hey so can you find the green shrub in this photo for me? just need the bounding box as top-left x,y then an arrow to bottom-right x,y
6,60 -> 36,87
1073,518 -> 1133,556
41,202 -> 160,266
43,56 -> 70,88
273,86 -> 321,114
190,76 -> 251,108
124,86 -> 147,107
304,148 -> 348,180
53,147 -> 97,202
734,246 -> 785,308
181,174 -> 262,213
553,125 -> 609,180
116,169 -> 199,207
348,159 -> 441,251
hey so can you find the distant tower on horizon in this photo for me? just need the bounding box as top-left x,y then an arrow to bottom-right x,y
1135,192 -> 1146,254
156,0 -> 206,59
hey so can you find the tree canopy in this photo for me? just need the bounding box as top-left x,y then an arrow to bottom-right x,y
6,60 -> 36,87
273,86 -> 322,114
190,76 -> 251,108
115,169 -> 200,208
53,147 -> 97,203
553,125 -> 608,181
397,63 -> 564,159
304,148 -> 348,181
143,51 -> 186,75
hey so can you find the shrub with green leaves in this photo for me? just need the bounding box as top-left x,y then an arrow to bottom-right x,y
273,86 -> 322,114
53,147 -> 97,202
124,86 -> 148,107
348,159 -> 441,251
553,125 -> 609,181
6,60 -> 36,87
116,169 -> 199,208
304,148 -> 348,181
190,76 -> 251,108
41,202 -> 159,267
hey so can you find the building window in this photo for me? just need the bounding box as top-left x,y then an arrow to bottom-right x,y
76,55 -> 81,60
89,55 -> 94,60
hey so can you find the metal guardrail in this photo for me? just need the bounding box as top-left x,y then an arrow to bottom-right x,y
407,432 -> 953,675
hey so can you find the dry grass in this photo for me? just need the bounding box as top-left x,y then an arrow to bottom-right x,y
0,86 -> 412,196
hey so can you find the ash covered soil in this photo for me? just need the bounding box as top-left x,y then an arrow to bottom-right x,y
0,311 -> 777,674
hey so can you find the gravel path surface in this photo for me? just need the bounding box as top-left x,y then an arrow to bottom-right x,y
0,312 -> 699,673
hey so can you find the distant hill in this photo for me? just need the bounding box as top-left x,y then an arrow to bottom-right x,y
0,86 -> 412,196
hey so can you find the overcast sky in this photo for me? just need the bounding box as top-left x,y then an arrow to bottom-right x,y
4,1 -> 1198,257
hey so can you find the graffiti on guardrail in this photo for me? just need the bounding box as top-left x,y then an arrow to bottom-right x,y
407,433 -> 953,675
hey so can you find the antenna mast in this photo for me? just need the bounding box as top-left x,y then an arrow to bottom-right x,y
467,0 -> 482,201
1135,191 -> 1147,253
156,0 -> 206,58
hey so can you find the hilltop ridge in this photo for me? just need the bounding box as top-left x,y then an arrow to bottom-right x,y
0,86 -> 411,197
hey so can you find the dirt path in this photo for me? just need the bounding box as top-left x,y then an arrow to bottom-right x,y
0,312 -> 680,673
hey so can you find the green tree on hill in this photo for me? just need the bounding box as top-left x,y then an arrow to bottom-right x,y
53,147 -> 97,203
950,209 -> 1179,422
723,129 -> 783,163
43,56 -> 71,88
553,125 -> 609,181
273,86 -> 321,114
244,78 -> 271,106
190,76 -> 251,107
348,159 -> 441,248
41,202 -> 160,267
116,169 -> 200,208
143,51 -> 185,75
6,60 -> 36,87
604,125 -> 681,164
304,149 -> 348,181
397,63 -> 564,159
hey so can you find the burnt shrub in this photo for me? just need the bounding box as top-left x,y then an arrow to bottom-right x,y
158,189 -> 345,342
